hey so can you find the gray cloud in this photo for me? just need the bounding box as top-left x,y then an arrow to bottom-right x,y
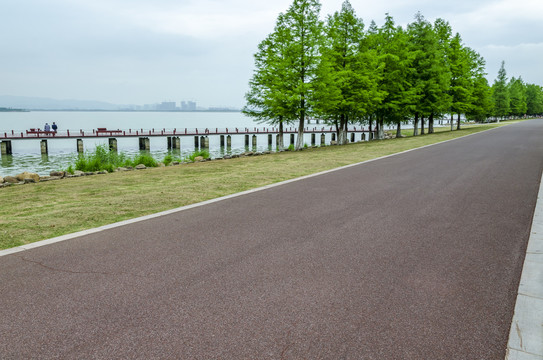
1,0 -> 541,108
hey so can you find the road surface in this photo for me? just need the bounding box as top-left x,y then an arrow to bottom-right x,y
1,120 -> 542,359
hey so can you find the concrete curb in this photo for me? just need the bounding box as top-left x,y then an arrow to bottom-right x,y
505,169 -> 543,359
0,124 -> 508,258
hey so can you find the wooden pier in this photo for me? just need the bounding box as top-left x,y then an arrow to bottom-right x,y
1,126 -> 375,155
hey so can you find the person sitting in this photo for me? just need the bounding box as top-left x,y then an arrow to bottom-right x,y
52,122 -> 58,132
44,123 -> 51,132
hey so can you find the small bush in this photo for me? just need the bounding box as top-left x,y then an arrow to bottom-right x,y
131,153 -> 158,167
287,144 -> 295,151
186,149 -> 210,162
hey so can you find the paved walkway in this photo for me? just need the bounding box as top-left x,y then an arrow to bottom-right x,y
506,171 -> 543,360
1,120 -> 542,359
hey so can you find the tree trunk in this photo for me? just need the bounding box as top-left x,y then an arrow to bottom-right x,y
421,115 -> 425,135
396,122 -> 401,138
451,114 -> 454,131
343,117 -> 349,144
429,113 -> 434,134
456,113 -> 461,130
378,117 -> 385,139
413,112 -> 419,136
334,118 -> 340,144
278,120 -> 284,151
296,96 -> 305,150
368,116 -> 373,140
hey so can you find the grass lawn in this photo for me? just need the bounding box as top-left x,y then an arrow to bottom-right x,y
0,121 -> 514,250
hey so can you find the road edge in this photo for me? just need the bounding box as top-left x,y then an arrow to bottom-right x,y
505,168 -> 543,360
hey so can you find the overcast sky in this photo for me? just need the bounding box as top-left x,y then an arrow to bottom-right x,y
1,0 -> 542,108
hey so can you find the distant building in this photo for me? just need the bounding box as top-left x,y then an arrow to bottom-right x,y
181,101 -> 197,111
157,101 -> 177,110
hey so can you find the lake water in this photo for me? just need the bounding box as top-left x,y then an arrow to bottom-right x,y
0,111 -> 356,176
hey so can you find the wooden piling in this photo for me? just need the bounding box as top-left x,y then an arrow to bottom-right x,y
1,141 -> 12,155
290,134 -> 295,146
40,140 -> 48,155
194,136 -> 199,148
252,135 -> 257,148
321,134 -> 325,146
226,135 -> 232,148
173,137 -> 180,150
76,139 -> 84,153
311,133 -> 316,146
109,138 -> 118,152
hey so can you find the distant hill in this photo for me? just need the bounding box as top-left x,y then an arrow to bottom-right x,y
0,95 -> 123,110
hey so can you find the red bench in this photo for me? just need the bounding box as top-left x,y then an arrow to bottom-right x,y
95,128 -> 123,136
26,129 -> 56,136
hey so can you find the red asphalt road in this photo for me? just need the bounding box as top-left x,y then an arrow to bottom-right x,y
1,120 -> 542,359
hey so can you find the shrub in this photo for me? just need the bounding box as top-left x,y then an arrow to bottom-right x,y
186,149 -> 210,162
131,153 -> 158,167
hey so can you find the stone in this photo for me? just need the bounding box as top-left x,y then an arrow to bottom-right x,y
172,161 -> 180,165
4,176 -> 18,184
135,164 -> 146,170
97,171 -> 108,175
244,152 -> 254,156
223,155 -> 232,159
193,156 -> 204,162
15,172 -> 40,183
125,166 -> 134,170
158,162 -> 165,167
330,141 -> 338,145
84,172 -> 95,176
24,178 -> 36,184
0,176 -> 3,183
74,170 -> 84,176
50,171 -> 65,177
231,154 -> 240,158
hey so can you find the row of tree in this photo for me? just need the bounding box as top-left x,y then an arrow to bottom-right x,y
243,0 -> 543,150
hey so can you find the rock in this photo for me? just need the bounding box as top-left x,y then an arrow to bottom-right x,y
125,166 -> 134,171
0,176 -> 3,183
254,152 -> 262,156
50,171 -> 65,178
193,156 -> 204,162
84,172 -> 95,176
158,162 -> 165,167
263,151 -> 271,154
4,176 -> 19,184
15,172 -> 40,183
97,171 -> 108,175
330,141 -> 337,145
172,161 -> 180,165
24,178 -> 36,184
135,164 -> 146,170
244,151 -> 254,156
74,170 -> 84,176
231,154 -> 240,158
223,155 -> 232,159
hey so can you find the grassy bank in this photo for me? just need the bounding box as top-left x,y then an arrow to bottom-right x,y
0,122 -> 512,250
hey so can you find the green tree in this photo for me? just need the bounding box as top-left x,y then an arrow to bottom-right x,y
317,0 -> 380,144
407,13 -> 451,135
492,61 -> 510,121
526,84 -> 543,115
282,0 -> 324,150
508,77 -> 527,117
372,14 -> 414,139
243,14 -> 297,150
